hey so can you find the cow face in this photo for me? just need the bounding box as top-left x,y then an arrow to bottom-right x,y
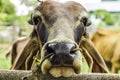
29,0 -> 91,77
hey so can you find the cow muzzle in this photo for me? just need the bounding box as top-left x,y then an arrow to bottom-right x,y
41,42 -> 82,77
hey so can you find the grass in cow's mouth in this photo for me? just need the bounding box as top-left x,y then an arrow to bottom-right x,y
33,48 -> 83,67
33,53 -> 54,68
33,48 -> 84,73
72,48 -> 82,52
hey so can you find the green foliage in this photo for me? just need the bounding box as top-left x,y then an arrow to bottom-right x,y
20,0 -> 38,7
0,0 -> 16,26
112,13 -> 120,26
16,15 -> 30,25
0,13 -> 7,21
0,0 -> 15,14
94,10 -> 114,26
0,49 -> 11,69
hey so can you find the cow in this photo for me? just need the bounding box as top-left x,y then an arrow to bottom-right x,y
6,37 -> 30,66
9,0 -> 108,78
6,37 -> 41,70
91,28 -> 120,73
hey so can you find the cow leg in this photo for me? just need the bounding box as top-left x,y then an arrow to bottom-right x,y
111,61 -> 120,73
9,42 -> 18,65
105,61 -> 112,72
111,40 -> 120,73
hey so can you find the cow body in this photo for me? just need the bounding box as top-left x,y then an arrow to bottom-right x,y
7,37 -> 39,70
91,28 -> 120,73
8,0 -> 108,79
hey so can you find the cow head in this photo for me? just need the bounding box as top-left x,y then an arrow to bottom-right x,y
28,0 -> 91,77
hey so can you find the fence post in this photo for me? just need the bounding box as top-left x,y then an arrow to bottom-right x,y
0,70 -> 120,80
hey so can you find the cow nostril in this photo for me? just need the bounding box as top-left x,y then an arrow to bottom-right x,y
46,43 -> 56,53
70,44 -> 77,54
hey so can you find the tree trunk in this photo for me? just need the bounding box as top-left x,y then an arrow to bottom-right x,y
0,70 -> 120,80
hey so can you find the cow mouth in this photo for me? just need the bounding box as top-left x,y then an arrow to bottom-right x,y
49,67 -> 75,77
41,55 -> 82,78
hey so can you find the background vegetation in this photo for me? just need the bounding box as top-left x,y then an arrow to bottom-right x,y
93,10 -> 120,27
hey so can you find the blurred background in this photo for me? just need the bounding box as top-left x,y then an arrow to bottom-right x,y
0,0 -> 120,73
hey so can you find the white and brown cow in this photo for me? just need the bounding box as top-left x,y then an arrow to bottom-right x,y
8,0 -> 108,78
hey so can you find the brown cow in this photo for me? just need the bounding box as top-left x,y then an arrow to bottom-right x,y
6,37 -> 38,70
6,37 -> 28,65
91,28 -> 120,73
9,0 -> 108,78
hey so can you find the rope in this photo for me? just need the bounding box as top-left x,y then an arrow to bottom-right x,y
33,53 -> 54,72
72,48 -> 82,52
33,48 -> 83,72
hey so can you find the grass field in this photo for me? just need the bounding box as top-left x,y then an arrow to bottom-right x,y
0,49 -> 11,69
0,42 -> 11,69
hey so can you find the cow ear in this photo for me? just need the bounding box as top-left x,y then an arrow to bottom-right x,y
81,47 -> 93,72
28,14 -> 34,25
80,37 -> 109,73
80,17 -> 91,27
28,18 -> 33,25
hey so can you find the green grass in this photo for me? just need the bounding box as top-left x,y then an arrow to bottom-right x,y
81,57 -> 89,73
0,48 -> 11,69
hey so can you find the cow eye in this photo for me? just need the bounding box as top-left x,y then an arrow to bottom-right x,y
80,17 -> 88,26
80,17 -> 91,26
33,16 -> 41,25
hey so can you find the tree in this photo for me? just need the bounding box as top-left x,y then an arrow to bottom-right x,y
0,0 -> 16,26
94,10 -> 114,26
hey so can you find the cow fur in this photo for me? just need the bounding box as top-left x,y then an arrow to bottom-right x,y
91,28 -> 120,73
